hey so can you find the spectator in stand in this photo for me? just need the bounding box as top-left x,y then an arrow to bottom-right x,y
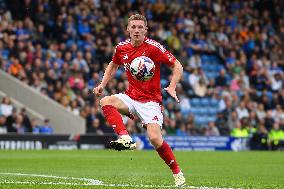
12,115 -> 26,134
0,96 -> 13,117
0,115 -> 7,133
231,121 -> 249,138
270,73 -> 283,92
248,111 -> 259,129
215,69 -> 228,88
250,123 -> 269,150
272,105 -> 284,123
205,121 -> 220,136
186,123 -> 198,136
165,119 -> 178,135
268,122 -> 284,150
87,118 -> 104,135
264,110 -> 275,131
176,123 -> 188,136
236,101 -> 249,120
215,112 -> 230,136
31,118 -> 41,134
188,68 -> 199,88
227,111 -> 239,131
125,119 -> 139,135
256,103 -> 266,121
20,108 -> 32,132
8,57 -> 24,77
193,78 -> 207,97
6,107 -> 17,132
40,119 -> 53,134
71,51 -> 89,73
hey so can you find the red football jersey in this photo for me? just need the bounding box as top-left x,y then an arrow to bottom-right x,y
112,37 -> 176,104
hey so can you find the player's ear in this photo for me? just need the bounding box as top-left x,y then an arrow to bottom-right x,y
145,26 -> 148,33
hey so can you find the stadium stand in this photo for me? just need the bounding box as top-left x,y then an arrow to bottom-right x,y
0,0 -> 283,146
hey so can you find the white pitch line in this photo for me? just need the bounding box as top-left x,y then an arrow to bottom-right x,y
0,180 -> 93,186
0,172 -> 102,184
0,172 -> 241,189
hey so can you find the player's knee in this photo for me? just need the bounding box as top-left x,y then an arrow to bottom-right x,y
148,133 -> 163,148
100,96 -> 113,107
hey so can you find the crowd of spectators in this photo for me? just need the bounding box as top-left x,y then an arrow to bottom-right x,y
0,0 -> 283,148
0,96 -> 53,134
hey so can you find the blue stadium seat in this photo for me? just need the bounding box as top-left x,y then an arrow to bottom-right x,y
216,64 -> 224,72
207,107 -> 218,116
180,99 -> 191,116
187,89 -> 194,96
66,40 -> 74,48
207,72 -> 219,79
190,98 -> 201,107
207,64 -> 216,72
190,108 -> 198,115
2,50 -> 9,60
202,116 -> 210,125
194,116 -> 204,126
182,71 -> 189,81
210,98 -> 219,108
210,56 -> 220,64
201,63 -> 209,72
161,79 -> 168,88
201,55 -> 210,63
200,98 -> 210,107
208,116 -> 216,123
195,108 -> 207,116
256,91 -> 262,97
115,68 -> 124,78
181,108 -> 191,117
266,91 -> 273,102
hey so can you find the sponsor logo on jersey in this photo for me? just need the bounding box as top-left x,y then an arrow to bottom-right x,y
123,54 -> 128,60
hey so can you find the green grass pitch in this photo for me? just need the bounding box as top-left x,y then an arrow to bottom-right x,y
0,150 -> 283,189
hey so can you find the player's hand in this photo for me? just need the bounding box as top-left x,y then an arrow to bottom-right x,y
93,85 -> 104,97
164,87 -> 179,103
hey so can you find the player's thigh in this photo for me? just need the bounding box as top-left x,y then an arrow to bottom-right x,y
100,95 -> 129,115
134,101 -> 163,126
145,123 -> 163,148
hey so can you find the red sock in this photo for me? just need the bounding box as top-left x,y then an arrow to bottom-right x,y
101,105 -> 128,136
156,141 -> 180,174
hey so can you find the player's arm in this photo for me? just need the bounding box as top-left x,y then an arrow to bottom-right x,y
93,61 -> 119,96
164,59 -> 183,103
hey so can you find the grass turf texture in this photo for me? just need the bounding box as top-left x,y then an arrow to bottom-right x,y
0,150 -> 283,189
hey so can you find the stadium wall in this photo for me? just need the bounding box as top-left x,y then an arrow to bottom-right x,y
0,90 -> 45,124
0,134 -> 249,151
0,70 -> 85,134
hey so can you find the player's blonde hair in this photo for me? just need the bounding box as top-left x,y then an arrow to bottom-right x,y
128,14 -> 147,26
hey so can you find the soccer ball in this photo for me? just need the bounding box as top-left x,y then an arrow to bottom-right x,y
130,56 -> 155,81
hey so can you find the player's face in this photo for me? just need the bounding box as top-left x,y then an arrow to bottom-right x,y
127,20 -> 147,42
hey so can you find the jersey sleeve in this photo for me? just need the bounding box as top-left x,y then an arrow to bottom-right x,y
153,45 -> 176,67
112,46 -> 122,65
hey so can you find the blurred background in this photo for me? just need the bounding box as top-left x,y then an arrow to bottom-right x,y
0,0 -> 283,151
